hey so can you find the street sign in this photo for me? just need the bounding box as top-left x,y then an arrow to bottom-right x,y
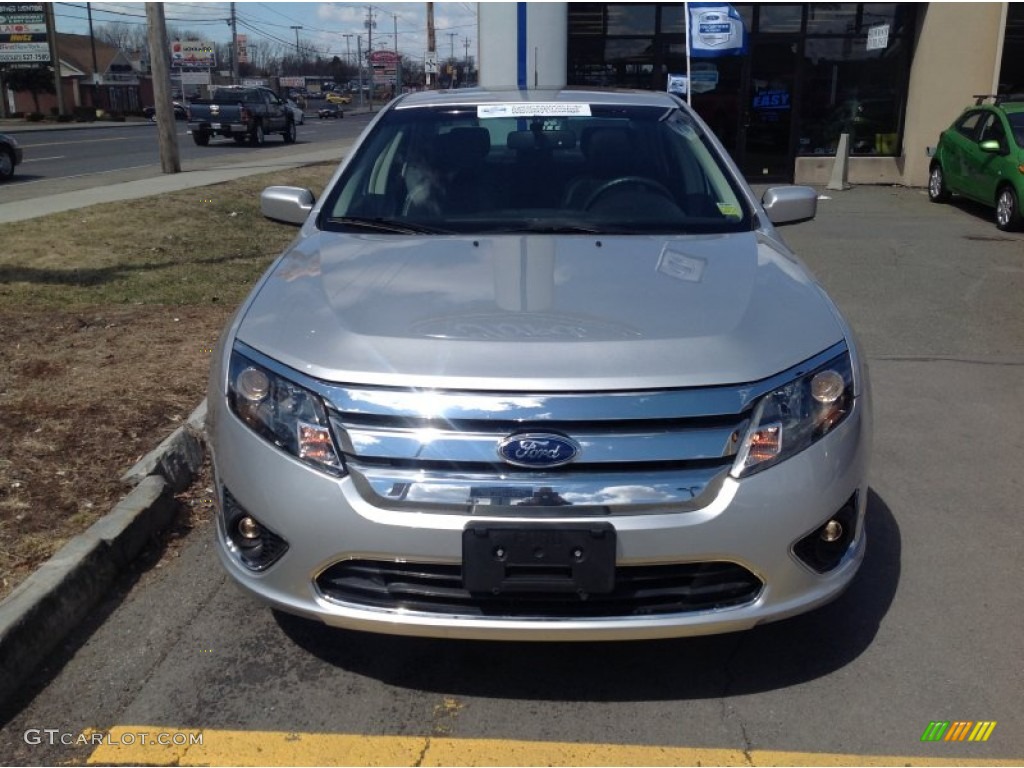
424,51 -> 438,74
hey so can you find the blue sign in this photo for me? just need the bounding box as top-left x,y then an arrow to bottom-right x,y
688,3 -> 747,58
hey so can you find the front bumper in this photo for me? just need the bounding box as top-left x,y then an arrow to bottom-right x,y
210,398 -> 869,641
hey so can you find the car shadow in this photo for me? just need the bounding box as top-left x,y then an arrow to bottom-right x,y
275,488 -> 900,700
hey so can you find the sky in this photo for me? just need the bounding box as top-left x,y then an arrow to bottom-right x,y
53,1 -> 481,66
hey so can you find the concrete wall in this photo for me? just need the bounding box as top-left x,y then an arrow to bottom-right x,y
479,3 -> 567,90
901,2 -> 1006,187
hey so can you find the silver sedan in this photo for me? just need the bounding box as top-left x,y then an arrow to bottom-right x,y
208,88 -> 871,641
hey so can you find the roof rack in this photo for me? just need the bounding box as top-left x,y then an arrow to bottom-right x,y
973,93 -> 1024,106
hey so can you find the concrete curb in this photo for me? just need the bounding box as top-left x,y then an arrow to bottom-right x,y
0,400 -> 208,706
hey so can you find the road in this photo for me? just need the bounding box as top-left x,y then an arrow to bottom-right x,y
0,183 -> 1022,765
0,112 -> 372,203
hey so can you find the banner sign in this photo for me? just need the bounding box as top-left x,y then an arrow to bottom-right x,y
170,39 -> 216,69
0,3 -> 48,63
236,33 -> 248,64
688,3 -> 747,58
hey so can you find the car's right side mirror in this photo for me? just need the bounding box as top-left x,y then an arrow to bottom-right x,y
761,186 -> 818,226
979,139 -> 1002,154
261,186 -> 315,225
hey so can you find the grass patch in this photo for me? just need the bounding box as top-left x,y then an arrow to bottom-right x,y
0,163 -> 335,309
0,162 -> 336,599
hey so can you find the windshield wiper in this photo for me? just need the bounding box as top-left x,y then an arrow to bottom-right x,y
326,216 -> 452,235
485,220 -> 611,235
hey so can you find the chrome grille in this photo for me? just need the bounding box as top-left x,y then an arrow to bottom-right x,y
315,559 -> 764,617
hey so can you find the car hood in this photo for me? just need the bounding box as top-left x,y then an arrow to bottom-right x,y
235,231 -> 846,390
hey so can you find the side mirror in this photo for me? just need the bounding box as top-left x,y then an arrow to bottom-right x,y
761,185 -> 818,226
979,139 -> 1002,154
261,186 -> 315,225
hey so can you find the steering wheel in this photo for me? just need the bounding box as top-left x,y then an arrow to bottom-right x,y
583,176 -> 675,210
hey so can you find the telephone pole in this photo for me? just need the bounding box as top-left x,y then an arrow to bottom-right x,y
145,2 -> 180,173
365,7 -> 376,111
230,2 -> 238,83
343,33 -> 353,67
447,32 -> 457,88
426,2 -> 435,88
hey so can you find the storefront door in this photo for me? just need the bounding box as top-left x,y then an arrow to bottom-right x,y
738,40 -> 800,181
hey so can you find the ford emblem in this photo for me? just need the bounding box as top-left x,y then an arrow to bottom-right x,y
497,433 -> 581,469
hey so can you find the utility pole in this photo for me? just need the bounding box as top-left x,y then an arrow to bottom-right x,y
356,34 -> 364,109
343,33 -> 353,68
291,25 -> 302,62
392,12 -> 400,95
365,7 -> 375,112
44,3 -> 66,116
426,2 -> 435,89
463,36 -> 471,85
145,2 -> 180,173
447,32 -> 457,88
230,2 -> 238,84
87,3 -> 99,84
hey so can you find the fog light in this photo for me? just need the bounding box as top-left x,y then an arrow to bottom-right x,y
793,494 -> 857,573
221,487 -> 289,571
821,519 -> 843,542
237,516 -> 262,541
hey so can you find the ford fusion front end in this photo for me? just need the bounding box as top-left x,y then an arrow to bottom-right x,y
208,88 -> 871,641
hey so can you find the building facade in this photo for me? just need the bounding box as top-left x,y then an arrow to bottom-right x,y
559,3 -> 1021,185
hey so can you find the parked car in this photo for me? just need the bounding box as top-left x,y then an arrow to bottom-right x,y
317,105 -> 344,119
143,101 -> 187,121
284,98 -> 305,125
186,85 -> 296,146
929,94 -> 1024,231
0,132 -> 22,181
326,92 -> 351,105
208,88 -> 871,642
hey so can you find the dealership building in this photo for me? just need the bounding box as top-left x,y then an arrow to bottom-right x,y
480,3 -> 1023,186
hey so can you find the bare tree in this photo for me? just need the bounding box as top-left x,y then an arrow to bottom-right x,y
95,21 -> 149,55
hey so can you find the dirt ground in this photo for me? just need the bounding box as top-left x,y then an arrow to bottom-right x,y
0,306 -> 228,596
0,163 -> 335,600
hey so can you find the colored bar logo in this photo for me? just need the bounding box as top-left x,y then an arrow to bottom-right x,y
921,721 -> 997,742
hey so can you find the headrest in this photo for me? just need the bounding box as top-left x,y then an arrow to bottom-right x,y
435,127 -> 491,166
507,129 -> 577,151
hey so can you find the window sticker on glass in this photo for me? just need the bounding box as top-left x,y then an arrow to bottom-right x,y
477,103 -> 592,118
717,203 -> 741,217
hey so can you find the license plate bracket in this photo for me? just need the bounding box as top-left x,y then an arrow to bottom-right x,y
462,523 -> 616,596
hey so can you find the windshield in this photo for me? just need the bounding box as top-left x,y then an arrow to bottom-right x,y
319,103 -> 753,235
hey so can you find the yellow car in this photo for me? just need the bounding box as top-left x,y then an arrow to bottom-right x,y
325,92 -> 351,105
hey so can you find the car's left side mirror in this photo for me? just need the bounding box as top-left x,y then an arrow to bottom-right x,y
261,186 -> 315,225
761,185 -> 818,226
979,139 -> 1002,154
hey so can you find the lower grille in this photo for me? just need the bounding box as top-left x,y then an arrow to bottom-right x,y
315,560 -> 762,618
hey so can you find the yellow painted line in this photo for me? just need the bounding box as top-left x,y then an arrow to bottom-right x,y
87,728 -> 1024,767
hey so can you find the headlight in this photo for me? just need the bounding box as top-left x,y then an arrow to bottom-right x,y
731,352 -> 854,478
227,349 -> 345,476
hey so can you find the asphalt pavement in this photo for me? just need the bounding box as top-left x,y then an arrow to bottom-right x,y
0,113 -> 369,224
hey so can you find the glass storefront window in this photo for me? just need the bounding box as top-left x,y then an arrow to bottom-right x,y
758,5 -> 802,33
568,3 -> 605,36
805,4 -> 858,35
661,5 -> 686,34
607,4 -> 656,35
798,36 -> 910,156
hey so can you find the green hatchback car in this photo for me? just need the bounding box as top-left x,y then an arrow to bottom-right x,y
928,95 -> 1024,231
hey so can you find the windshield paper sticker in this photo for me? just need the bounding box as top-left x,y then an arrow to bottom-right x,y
477,104 -> 592,118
